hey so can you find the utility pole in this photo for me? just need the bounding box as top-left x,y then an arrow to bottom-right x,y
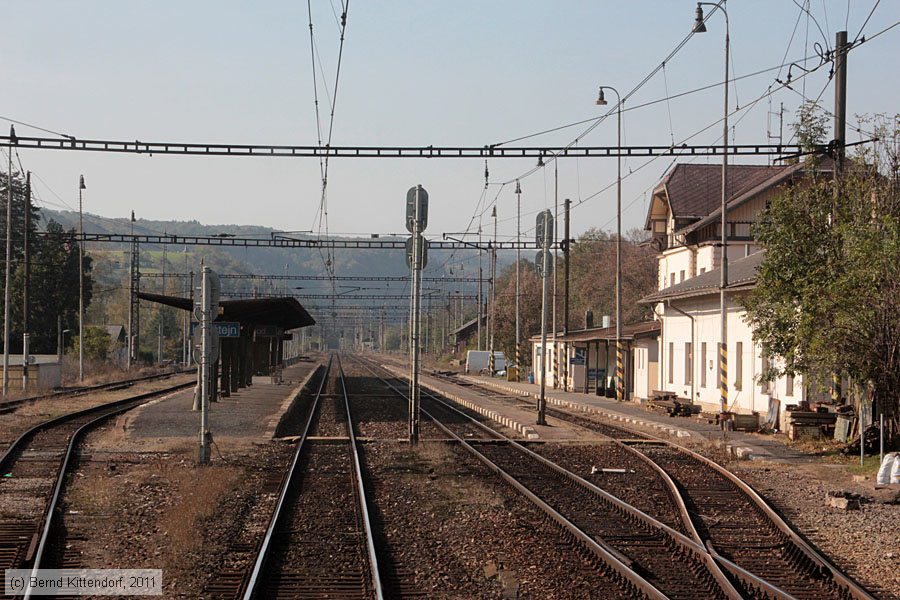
515,180 -> 521,381
198,266 -> 216,464
537,209 -> 553,426
477,223 -> 483,351
553,166 -> 559,387
22,172 -> 30,391
78,175 -> 86,382
127,212 -> 140,369
562,199 -> 570,392
158,236 -> 167,364
833,30 -> 849,428
489,206 -> 497,374
2,125 -> 15,396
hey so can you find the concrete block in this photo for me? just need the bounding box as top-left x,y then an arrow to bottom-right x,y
826,495 -> 860,510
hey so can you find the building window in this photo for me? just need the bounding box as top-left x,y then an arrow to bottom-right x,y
668,342 -> 674,384
670,273 -> 675,287
734,342 -> 743,391
684,342 -> 692,385
786,373 -> 794,396
701,342 -> 707,388
700,267 -> 706,274
680,270 -> 685,282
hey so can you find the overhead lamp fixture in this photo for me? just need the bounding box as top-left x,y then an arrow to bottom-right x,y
536,155 -> 544,167
491,206 -> 497,218
595,88 -> 607,106
693,4 -> 707,33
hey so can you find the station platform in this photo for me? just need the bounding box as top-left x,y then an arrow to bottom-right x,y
440,373 -> 810,462
121,360 -> 321,452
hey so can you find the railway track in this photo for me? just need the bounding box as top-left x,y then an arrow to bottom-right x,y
430,371 -> 877,600
237,354 -> 382,600
0,368 -> 191,416
0,380 -> 193,593
350,355 -> 763,600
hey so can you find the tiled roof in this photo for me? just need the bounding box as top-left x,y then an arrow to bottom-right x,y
639,251 -> 765,303
658,163 -> 792,220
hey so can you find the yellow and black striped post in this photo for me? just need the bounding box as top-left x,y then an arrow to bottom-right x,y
615,341 -> 624,401
551,344 -> 558,388
831,372 -> 841,403
719,342 -> 728,412
489,350 -> 495,374
515,343 -> 522,382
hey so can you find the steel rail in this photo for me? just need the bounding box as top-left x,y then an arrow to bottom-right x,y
0,135 -> 803,159
0,380 -> 192,467
403,368 -> 815,599
242,355 -> 383,600
15,381 -> 194,598
454,376 -> 876,600
335,354 -> 384,600
241,357 -> 332,600
348,355 -> 669,600
0,368 -> 192,416
625,439 -> 878,600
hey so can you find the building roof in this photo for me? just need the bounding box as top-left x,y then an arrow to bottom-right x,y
676,159 -> 832,237
639,250 -> 765,303
646,159 -> 833,232
530,320 -> 660,343
657,163 -> 790,221
104,325 -> 125,341
451,315 -> 486,339
138,292 -> 316,330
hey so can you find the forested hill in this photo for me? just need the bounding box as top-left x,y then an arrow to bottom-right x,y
38,208 -> 491,283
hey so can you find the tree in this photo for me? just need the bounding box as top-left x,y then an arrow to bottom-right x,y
492,260 -> 543,367
0,168 -> 92,354
743,111 -> 900,434
568,228 -> 657,328
73,326 -> 112,360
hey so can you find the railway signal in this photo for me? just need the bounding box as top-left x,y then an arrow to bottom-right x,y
406,184 -> 428,444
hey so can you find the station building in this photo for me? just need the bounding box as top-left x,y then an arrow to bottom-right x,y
531,158 -> 827,430
639,160 -> 830,425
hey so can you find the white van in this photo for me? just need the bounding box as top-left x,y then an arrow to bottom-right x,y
465,350 -> 506,374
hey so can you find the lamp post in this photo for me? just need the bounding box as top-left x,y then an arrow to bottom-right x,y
596,86 -> 624,402
694,1 -> 729,414
78,175 -> 86,382
515,179 -> 521,381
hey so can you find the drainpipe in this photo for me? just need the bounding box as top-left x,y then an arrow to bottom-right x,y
666,301 -> 695,402
651,303 -> 664,395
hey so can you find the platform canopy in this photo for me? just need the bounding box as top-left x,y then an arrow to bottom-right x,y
138,292 -> 316,329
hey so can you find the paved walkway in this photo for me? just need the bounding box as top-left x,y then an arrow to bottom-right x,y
453,373 -> 810,462
126,360 -> 320,445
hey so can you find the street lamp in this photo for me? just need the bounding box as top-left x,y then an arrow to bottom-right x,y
78,175 -> 86,382
596,85 -> 624,402
693,1 -> 730,414
514,179 -> 521,381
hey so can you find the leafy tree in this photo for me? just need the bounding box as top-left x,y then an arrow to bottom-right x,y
743,111 -> 900,429
490,228 -> 658,368
72,326 -> 112,360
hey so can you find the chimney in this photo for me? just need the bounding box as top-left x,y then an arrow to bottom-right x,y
584,310 -> 594,329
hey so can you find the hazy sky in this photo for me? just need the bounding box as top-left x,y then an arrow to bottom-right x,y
4,1 -> 898,243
